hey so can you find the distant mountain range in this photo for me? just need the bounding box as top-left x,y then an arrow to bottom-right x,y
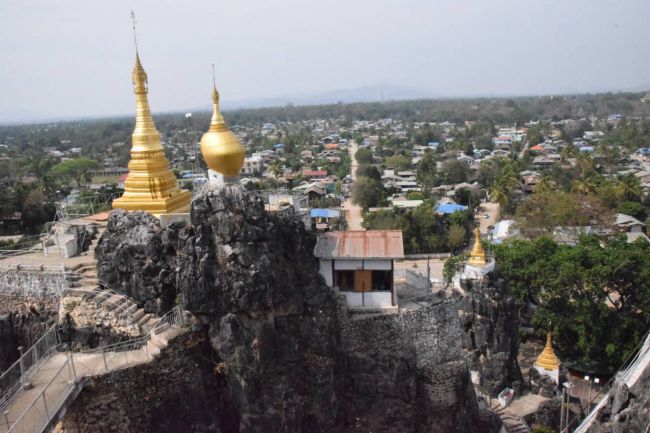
3,82 -> 650,125
221,83 -> 439,110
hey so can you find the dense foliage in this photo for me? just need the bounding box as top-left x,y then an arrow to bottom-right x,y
491,236 -> 650,372
363,203 -> 475,254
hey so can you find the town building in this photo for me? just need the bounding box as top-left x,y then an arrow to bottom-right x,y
241,155 -> 264,175
314,230 -> 404,310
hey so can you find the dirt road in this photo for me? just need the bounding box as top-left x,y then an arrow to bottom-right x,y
341,140 -> 364,230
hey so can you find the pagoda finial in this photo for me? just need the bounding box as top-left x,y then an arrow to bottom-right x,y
467,227 -> 486,266
130,10 -> 139,55
209,65 -> 226,132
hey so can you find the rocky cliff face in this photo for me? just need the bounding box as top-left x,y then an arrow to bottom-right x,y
0,294 -> 58,371
458,275 -> 523,396
585,359 -> 650,433
81,184 -> 499,433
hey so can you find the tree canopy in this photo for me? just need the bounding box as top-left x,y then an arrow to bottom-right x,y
491,236 -> 650,371
49,158 -> 99,187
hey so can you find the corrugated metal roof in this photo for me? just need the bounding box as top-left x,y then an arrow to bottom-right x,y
314,230 -> 404,259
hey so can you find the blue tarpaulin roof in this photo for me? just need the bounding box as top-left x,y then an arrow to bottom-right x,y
311,208 -> 341,218
435,203 -> 467,214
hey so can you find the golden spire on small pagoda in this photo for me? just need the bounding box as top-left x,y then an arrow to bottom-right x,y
199,65 -> 245,177
467,227 -> 486,266
112,12 -> 191,216
535,333 -> 561,371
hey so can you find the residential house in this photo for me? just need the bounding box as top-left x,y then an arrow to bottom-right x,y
303,170 -> 328,182
314,230 -> 404,309
615,213 -> 650,243
241,155 -> 264,176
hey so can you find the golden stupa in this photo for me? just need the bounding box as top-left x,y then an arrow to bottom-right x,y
467,227 -> 487,266
199,83 -> 245,177
112,53 -> 191,215
535,333 -> 561,371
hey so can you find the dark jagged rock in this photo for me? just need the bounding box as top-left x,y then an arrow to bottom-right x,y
86,184 -> 499,433
458,275 -> 523,396
525,398 -> 561,432
96,210 -> 174,313
585,365 -> 650,433
0,294 -> 58,371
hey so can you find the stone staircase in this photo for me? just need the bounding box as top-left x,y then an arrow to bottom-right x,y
62,227 -> 162,337
0,306 -> 187,433
490,401 -> 531,433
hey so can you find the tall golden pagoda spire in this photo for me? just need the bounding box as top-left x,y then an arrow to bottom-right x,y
535,333 -> 561,371
112,13 -> 190,216
200,66 -> 245,177
467,227 -> 487,266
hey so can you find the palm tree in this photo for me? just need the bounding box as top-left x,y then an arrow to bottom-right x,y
571,176 -> 598,195
270,160 -> 284,179
614,174 -> 641,201
490,169 -> 520,216
534,175 -> 555,194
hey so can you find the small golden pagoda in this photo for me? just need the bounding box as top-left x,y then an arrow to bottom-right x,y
467,227 -> 487,266
535,333 -> 561,371
199,81 -> 245,177
112,53 -> 191,215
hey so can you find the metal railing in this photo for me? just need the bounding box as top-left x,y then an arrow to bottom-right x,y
67,282 -> 137,327
0,325 -> 60,413
572,328 -> 650,433
5,353 -> 75,433
2,305 -> 186,433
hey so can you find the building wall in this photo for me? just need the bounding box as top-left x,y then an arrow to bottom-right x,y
319,259 -> 333,287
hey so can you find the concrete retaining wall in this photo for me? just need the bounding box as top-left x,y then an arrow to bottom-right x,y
0,270 -> 66,297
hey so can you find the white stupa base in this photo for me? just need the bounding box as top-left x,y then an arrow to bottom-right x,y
463,259 -> 495,279
534,364 -> 560,385
207,169 -> 239,186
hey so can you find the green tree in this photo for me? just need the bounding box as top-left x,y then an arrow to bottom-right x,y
617,201 -> 647,221
49,158 -> 99,187
356,164 -> 381,181
533,175 -> 555,194
441,160 -> 470,184
492,236 -> 650,371
352,176 -> 384,209
355,147 -> 373,165
614,174 -> 641,202
447,224 -> 466,253
416,151 -> 438,190
385,155 -> 412,171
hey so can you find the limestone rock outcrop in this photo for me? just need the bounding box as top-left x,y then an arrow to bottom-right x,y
457,275 -> 523,396
83,184 -> 499,433
0,294 -> 58,371
585,365 -> 650,433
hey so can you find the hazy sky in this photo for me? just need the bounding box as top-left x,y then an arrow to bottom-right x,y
1,0 -> 649,121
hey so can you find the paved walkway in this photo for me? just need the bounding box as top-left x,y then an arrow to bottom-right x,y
0,327 -> 182,433
341,140 -> 364,231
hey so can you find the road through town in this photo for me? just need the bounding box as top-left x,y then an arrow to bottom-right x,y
341,140 -> 364,230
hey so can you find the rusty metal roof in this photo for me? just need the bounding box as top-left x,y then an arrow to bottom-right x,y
314,230 -> 404,259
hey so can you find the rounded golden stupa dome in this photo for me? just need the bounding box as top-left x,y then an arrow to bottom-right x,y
200,86 -> 245,177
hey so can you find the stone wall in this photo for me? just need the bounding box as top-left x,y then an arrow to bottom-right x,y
340,299 -> 462,366
337,298 -> 498,433
0,270 -> 66,298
